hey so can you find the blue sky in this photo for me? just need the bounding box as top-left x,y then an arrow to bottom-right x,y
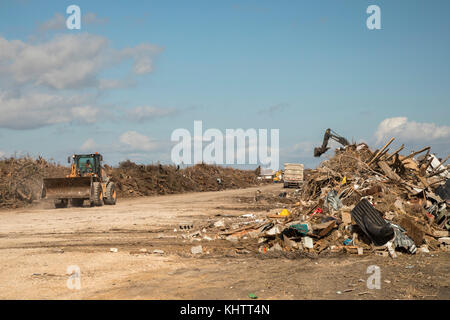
0,0 -> 449,169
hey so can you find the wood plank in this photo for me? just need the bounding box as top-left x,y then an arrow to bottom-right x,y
378,161 -> 401,182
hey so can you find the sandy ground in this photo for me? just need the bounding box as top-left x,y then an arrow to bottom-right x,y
0,184 -> 449,300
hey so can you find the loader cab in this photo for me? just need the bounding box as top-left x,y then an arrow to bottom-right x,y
70,153 -> 103,177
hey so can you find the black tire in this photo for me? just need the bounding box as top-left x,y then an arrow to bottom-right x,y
104,182 -> 117,205
91,182 -> 103,207
54,199 -> 68,208
70,198 -> 84,207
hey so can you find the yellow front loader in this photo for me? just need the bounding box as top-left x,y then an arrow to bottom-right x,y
42,153 -> 117,208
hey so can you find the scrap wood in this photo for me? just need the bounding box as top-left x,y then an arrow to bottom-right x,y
220,222 -> 266,235
399,217 -> 424,246
267,214 -> 289,220
376,148 -> 390,162
421,156 -> 435,173
385,144 -> 405,161
246,139 -> 448,256
312,220 -> 337,238
367,137 -> 395,166
428,178 -> 447,187
427,230 -> 450,238
401,147 -> 431,163
418,176 -> 430,189
378,161 -> 402,182
344,246 -> 359,254
418,148 -> 432,167
427,169 -> 448,179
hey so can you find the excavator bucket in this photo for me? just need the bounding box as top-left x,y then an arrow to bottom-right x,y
314,147 -> 329,157
42,177 -> 92,200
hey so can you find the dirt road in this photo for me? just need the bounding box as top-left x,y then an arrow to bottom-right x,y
0,184 -> 448,299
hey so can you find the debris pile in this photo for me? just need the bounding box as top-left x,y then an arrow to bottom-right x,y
0,156 -> 68,208
108,161 -> 261,197
0,157 -> 263,209
206,139 -> 450,257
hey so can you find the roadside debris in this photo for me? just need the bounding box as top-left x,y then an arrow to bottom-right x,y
0,156 -> 67,208
110,162 -> 263,197
199,138 -> 449,258
0,158 -> 266,209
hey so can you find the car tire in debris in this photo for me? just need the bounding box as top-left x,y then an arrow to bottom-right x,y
104,182 -> 117,205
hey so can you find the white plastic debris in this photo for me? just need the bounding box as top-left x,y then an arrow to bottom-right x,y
214,219 -> 225,228
270,243 -> 283,251
386,240 -> 397,259
302,237 -> 314,249
266,225 -> 283,236
191,245 -> 203,254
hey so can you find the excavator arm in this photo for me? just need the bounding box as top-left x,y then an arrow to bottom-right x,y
314,128 -> 350,157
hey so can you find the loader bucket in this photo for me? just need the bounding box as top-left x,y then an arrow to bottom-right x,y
42,177 -> 92,200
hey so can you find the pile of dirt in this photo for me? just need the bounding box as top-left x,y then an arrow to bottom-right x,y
0,157 -> 262,209
203,139 -> 450,257
108,161 -> 261,197
0,156 -> 68,208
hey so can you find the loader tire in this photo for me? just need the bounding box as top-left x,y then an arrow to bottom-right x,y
91,182 -> 103,207
104,182 -> 117,205
70,198 -> 84,207
54,199 -> 68,208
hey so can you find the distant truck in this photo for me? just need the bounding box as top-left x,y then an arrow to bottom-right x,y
259,168 -> 275,181
283,163 -> 304,188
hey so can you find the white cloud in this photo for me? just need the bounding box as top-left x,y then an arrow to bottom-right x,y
291,141 -> 315,157
82,12 -> 109,26
0,34 -> 163,90
120,43 -> 163,75
126,106 -> 177,122
2,34 -> 106,89
0,90 -> 99,129
98,78 -> 136,90
81,138 -> 97,152
119,131 -> 159,152
38,13 -> 66,32
375,117 -> 450,144
0,33 -> 163,129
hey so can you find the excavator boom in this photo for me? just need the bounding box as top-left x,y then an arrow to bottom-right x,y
314,128 -> 350,157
